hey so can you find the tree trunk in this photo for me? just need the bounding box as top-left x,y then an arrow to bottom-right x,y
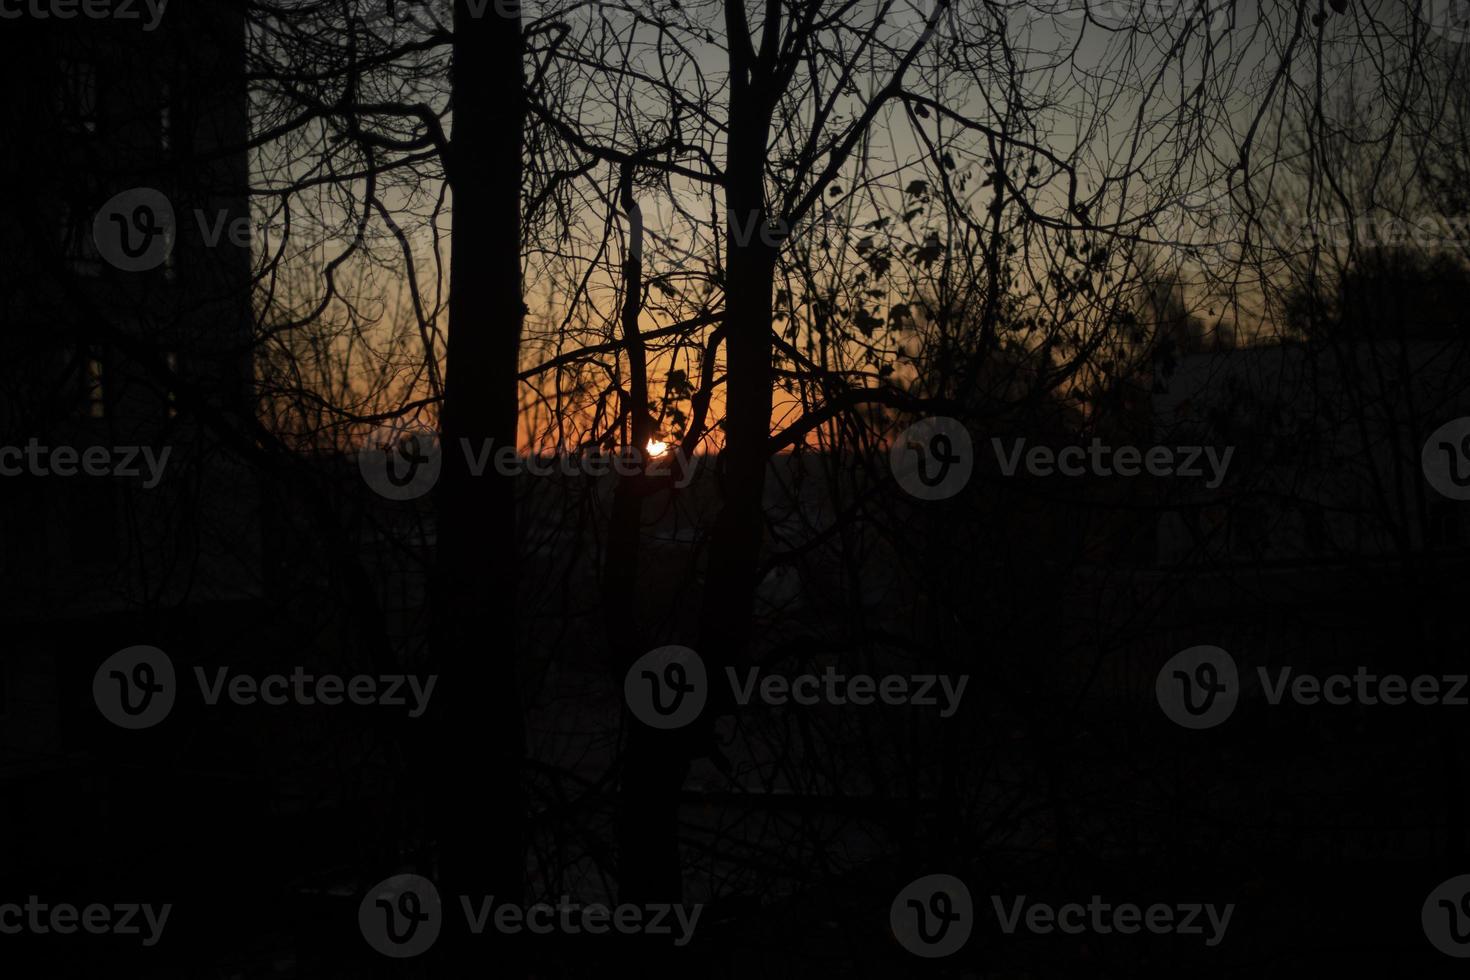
422,0 -> 527,964
614,7 -> 778,908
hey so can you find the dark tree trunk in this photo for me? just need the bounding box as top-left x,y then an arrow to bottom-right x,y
421,1 -> 527,964
697,81 -> 778,695
604,163 -> 653,673
615,6 -> 778,908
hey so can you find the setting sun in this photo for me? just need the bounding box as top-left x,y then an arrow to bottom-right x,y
645,438 -> 670,458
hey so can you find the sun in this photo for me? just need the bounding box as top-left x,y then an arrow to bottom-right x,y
645,438 -> 670,458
